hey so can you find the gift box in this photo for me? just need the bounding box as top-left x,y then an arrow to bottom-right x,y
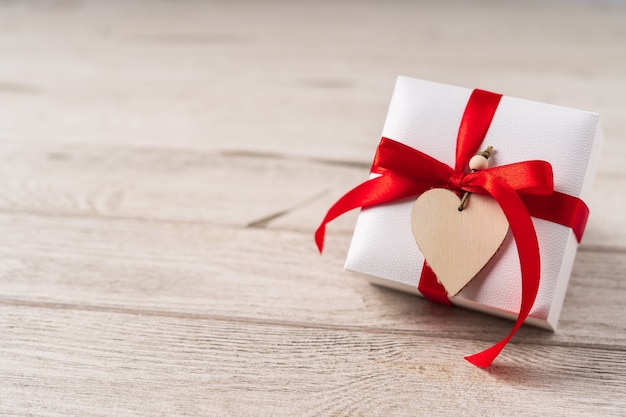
316,76 -> 602,366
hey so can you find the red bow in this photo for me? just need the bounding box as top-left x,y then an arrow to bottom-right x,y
315,89 -> 589,368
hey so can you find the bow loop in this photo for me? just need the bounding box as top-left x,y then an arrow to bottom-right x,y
372,138 -> 453,184
460,160 -> 555,198
486,161 -> 554,195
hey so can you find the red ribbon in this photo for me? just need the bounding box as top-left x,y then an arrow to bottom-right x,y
315,89 -> 589,368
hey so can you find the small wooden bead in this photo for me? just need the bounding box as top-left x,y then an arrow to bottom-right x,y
469,154 -> 489,170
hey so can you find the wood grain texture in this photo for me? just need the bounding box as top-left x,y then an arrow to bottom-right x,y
0,0 -> 624,161
0,212 -> 623,348
0,0 -> 625,416
1,306 -> 625,417
0,142 -> 622,247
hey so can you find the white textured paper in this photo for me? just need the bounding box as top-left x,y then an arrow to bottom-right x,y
344,76 -> 602,329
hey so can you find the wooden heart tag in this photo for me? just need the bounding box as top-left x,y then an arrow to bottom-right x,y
410,188 -> 509,296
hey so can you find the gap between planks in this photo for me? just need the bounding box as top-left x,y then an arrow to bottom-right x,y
0,296 -> 624,354
1,304 -> 625,417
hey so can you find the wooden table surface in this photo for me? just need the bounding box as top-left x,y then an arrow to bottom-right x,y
1,1 -> 625,416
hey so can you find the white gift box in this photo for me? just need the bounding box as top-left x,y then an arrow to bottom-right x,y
345,76 -> 602,329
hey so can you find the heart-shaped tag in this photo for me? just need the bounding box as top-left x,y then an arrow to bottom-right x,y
410,188 -> 509,296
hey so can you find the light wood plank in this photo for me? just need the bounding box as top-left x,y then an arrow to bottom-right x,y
0,1 -> 623,161
0,212 -> 623,349
1,305 -> 625,417
0,142 -> 362,228
0,143 -> 622,248
0,0 -> 625,415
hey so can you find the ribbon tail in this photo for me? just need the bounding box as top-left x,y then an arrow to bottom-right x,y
464,339 -> 510,368
315,174 -> 433,253
314,178 -> 378,253
463,174 -> 541,368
